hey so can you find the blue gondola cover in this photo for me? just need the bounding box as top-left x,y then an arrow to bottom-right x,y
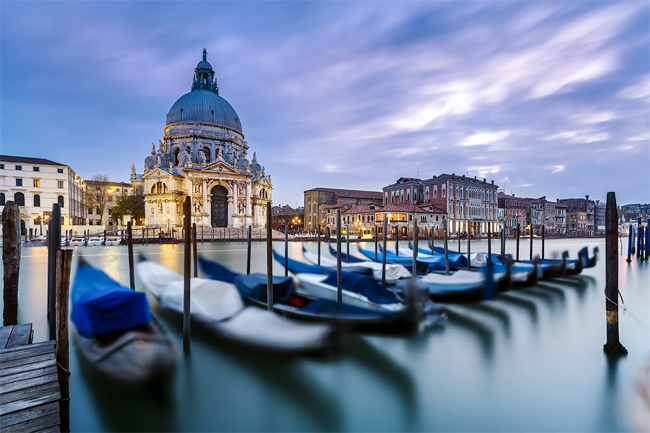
71,264 -> 151,338
321,272 -> 400,305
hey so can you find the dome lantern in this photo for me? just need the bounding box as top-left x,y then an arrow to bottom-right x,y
192,48 -> 218,94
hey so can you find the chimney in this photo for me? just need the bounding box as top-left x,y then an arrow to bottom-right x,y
483,178 -> 486,183
491,180 -> 494,185
452,173 -> 455,179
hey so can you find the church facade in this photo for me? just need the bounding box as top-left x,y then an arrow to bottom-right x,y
131,50 -> 272,228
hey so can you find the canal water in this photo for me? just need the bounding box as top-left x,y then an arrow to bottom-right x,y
3,238 -> 649,431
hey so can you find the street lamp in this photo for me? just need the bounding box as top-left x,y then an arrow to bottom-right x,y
39,211 -> 43,236
164,214 -> 172,234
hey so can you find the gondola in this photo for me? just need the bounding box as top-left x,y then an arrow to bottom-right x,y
301,245 -> 412,284
328,243 -> 430,275
198,255 -> 432,335
136,259 -> 335,354
71,257 -> 177,386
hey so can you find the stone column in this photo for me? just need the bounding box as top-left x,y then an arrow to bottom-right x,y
245,181 -> 251,226
202,179 -> 208,226
232,180 -> 239,227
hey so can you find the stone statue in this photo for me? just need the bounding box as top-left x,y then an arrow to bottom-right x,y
131,163 -> 136,178
198,150 -> 207,164
158,139 -> 164,153
158,202 -> 163,213
177,147 -> 190,166
225,142 -> 234,165
151,143 -> 156,155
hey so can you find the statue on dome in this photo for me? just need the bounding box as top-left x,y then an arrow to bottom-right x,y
151,143 -> 156,155
177,147 -> 190,166
198,150 -> 207,164
131,163 -> 136,178
158,140 -> 164,153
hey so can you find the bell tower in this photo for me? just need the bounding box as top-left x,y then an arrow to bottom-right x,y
192,48 -> 219,94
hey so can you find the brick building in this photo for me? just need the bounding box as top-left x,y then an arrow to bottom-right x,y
498,193 -> 526,236
303,187 -> 382,233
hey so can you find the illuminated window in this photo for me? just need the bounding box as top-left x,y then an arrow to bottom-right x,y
33,179 -> 40,187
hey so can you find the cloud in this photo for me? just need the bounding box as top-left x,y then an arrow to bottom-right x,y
550,165 -> 565,173
457,131 -> 510,147
618,79 -> 650,100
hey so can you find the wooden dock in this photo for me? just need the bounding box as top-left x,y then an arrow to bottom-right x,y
0,324 -> 61,433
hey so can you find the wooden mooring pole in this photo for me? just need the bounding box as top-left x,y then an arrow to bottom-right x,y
193,223 -> 198,278
412,216 -> 418,276
381,217 -> 387,287
183,197 -> 191,353
48,204 -> 61,341
336,209 -> 342,302
444,219 -> 449,275
346,226 -> 350,263
467,220 -> 471,270
56,249 -> 73,432
317,227 -> 321,266
626,227 -> 633,263
246,225 -> 252,275
516,222 -> 520,262
604,192 -> 627,356
541,225 -> 545,260
2,201 -> 20,326
266,203 -> 273,311
284,225 -> 289,277
127,221 -> 135,290
529,224 -> 534,261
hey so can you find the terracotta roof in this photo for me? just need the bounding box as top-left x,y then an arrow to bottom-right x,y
0,155 -> 66,166
555,203 -> 568,208
375,203 -> 446,213
305,187 -> 382,199
498,193 -> 525,199
273,208 -> 303,217
342,205 -> 373,215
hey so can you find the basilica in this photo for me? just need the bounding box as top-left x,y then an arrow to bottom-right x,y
131,50 -> 272,228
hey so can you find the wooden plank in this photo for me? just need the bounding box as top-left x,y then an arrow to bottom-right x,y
0,381 -> 60,406
0,373 -> 58,396
0,401 -> 59,429
0,341 -> 54,357
0,342 -> 56,363
0,390 -> 61,417
0,327 -> 13,349
32,424 -> 61,433
1,353 -> 55,370
0,359 -> 56,378
1,413 -> 60,433
0,366 -> 57,385
5,324 -> 33,349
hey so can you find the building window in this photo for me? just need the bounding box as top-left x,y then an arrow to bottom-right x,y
33,179 -> 40,187
33,167 -> 39,172
14,192 -> 25,206
57,181 -> 64,188
0,193 -> 5,205
15,165 -> 22,171
89,221 -> 93,225
34,194 -> 40,207
88,208 -> 93,214
58,168 -> 63,173
58,195 -> 64,208
0,164 -> 4,169
151,182 -> 169,194
16,178 -> 23,186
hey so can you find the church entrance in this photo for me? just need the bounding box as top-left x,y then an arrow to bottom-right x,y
211,185 -> 228,227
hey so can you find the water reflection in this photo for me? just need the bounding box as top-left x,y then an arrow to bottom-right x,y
442,307 -> 496,360
497,293 -> 539,323
454,303 -> 512,337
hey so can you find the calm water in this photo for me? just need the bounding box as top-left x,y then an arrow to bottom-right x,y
3,238 -> 649,432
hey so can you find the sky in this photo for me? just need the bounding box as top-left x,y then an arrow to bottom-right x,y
1,1 -> 648,207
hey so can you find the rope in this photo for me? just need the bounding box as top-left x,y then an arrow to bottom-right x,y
604,289 -> 650,332
57,362 -> 71,376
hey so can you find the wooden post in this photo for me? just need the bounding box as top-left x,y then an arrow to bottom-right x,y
458,221 -> 461,252
604,192 -> 627,355
266,203 -> 273,311
487,222 -> 492,259
247,225 -> 252,274
516,222 -> 520,262
396,225 -> 399,257
374,225 -> 378,261
193,223 -> 198,277
467,220 -> 471,270
346,225 -> 350,263
626,226 -> 633,263
201,226 -> 203,244
84,229 -> 88,247
55,249 -> 72,433
103,229 -> 107,246
646,218 -> 650,260
2,202 -> 21,326
48,204 -> 61,341
381,217 -> 387,287
444,219 -> 449,275
541,224 -> 545,259
412,215 -> 418,276
317,227 -> 321,266
530,224 -> 533,261
431,228 -> 434,255
336,209 -> 342,302
284,225 -> 289,277
183,197 -> 191,353
637,217 -> 642,257
127,222 -> 135,290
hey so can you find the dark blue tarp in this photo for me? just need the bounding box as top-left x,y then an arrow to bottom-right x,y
357,246 -> 429,274
273,250 -> 373,277
199,256 -> 295,303
71,263 -> 151,338
431,246 -> 505,265
321,272 -> 400,305
328,245 -> 366,263
302,298 -> 396,316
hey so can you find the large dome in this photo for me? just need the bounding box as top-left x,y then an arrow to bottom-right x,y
166,89 -> 243,133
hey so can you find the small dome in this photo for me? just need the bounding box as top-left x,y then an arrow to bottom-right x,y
197,60 -> 212,70
166,89 -> 243,134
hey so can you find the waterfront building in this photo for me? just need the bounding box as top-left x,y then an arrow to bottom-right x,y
498,193 -> 526,236
271,205 -> 303,232
555,202 -> 567,236
85,180 -> 133,227
594,200 -> 606,236
524,196 -> 557,236
384,174 -> 500,237
0,155 -> 86,237
131,49 -> 272,228
304,188 -> 383,233
559,196 -> 595,236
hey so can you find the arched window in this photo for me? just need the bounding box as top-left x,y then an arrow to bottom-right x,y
34,194 -> 41,207
14,192 -> 25,206
58,195 -> 64,208
151,182 -> 169,194
203,146 -> 211,163
0,193 -> 5,205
